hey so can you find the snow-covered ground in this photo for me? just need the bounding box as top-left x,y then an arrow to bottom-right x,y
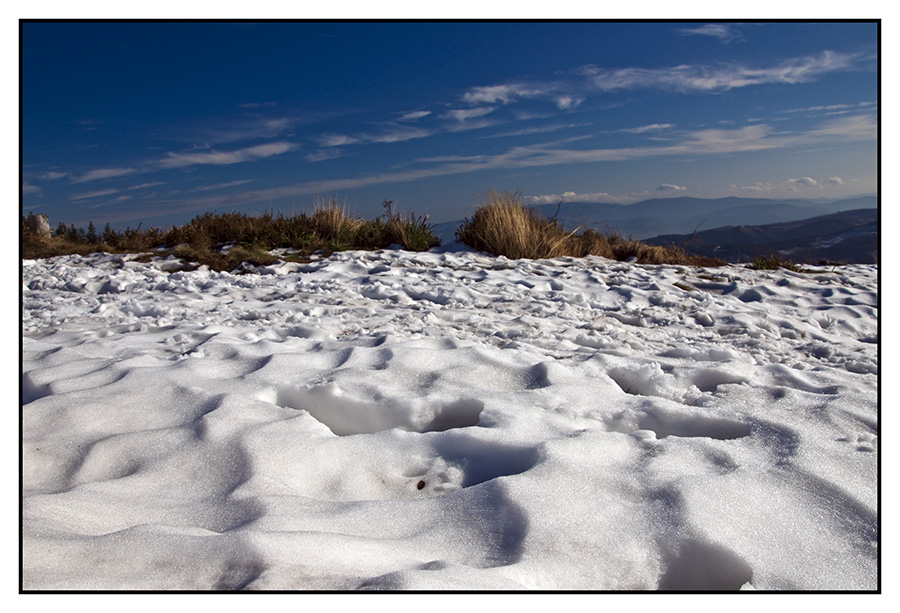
21,244 -> 878,591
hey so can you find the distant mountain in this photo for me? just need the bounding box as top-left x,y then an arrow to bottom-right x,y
532,195 -> 878,240
645,208 -> 878,264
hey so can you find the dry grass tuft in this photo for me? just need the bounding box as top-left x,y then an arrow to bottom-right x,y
455,190 -> 579,260
456,190 -> 726,266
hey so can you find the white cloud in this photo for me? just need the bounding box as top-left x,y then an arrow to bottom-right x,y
620,123 -> 675,134
318,134 -> 361,148
126,182 -> 165,191
189,179 -> 256,192
397,110 -> 431,121
71,188 -> 119,201
526,191 -> 617,205
462,83 -> 548,105
368,126 -> 433,143
788,177 -> 819,189
657,184 -> 687,192
305,148 -> 345,162
156,141 -> 295,169
554,96 -> 584,110
444,107 -> 497,122
584,51 -> 860,93
678,24 -> 743,44
484,123 -> 592,139
735,175 -> 850,194
806,114 -> 876,141
71,167 -> 138,184
23,182 -> 42,195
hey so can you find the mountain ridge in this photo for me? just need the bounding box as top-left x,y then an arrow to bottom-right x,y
532,195 -> 877,239
645,207 -> 878,264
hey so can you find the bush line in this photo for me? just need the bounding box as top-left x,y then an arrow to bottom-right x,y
22,191 -> 726,270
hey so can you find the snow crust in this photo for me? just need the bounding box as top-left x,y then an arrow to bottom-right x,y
21,246 -> 878,591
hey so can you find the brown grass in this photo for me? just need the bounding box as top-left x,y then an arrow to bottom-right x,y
456,190 -> 726,266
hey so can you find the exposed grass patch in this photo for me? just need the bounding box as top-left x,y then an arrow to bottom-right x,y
673,281 -> 697,292
456,191 -> 726,266
748,253 -> 809,273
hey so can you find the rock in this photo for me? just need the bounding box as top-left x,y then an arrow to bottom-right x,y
27,214 -> 51,239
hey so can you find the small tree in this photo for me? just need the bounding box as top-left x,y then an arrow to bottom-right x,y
86,221 -> 99,244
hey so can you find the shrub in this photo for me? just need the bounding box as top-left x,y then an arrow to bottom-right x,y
378,200 -> 441,251
21,200 -> 441,267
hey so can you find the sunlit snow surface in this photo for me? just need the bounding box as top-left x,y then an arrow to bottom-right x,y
22,247 -> 878,591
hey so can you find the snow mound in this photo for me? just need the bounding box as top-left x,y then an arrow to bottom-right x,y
22,249 -> 878,590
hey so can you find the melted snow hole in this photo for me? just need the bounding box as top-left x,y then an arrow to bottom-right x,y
275,383 -> 484,436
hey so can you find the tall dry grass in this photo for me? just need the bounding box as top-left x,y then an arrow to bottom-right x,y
456,190 -> 725,266
455,190 -> 580,260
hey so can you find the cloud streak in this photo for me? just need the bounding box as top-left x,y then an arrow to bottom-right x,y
581,51 -> 859,93
71,167 -> 138,184
678,24 -> 744,44
156,141 -> 296,169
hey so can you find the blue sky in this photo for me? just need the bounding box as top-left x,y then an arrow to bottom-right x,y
21,21 -> 878,228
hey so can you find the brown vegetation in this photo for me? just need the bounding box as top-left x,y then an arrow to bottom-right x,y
21,199 -> 441,271
456,190 -> 726,266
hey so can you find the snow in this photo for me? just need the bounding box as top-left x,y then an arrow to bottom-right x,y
21,244 -> 878,591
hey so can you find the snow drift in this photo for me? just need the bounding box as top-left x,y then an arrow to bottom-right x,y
21,246 -> 878,590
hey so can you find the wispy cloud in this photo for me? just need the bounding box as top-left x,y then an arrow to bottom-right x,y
305,148 -> 345,163
23,182 -> 42,195
397,110 -> 431,121
619,123 -> 675,134
156,141 -> 295,169
678,24 -> 744,44
553,96 -> 584,110
126,182 -> 166,191
317,121 -> 435,148
368,126 -> 433,143
185,117 -> 296,145
71,167 -> 138,184
189,179 -> 256,192
263,113 -> 873,198
462,83 -> 552,105
71,188 -> 119,201
483,122 -> 592,139
446,51 -> 864,135
444,107 -> 497,122
582,51 -> 859,93
657,184 -> 687,192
